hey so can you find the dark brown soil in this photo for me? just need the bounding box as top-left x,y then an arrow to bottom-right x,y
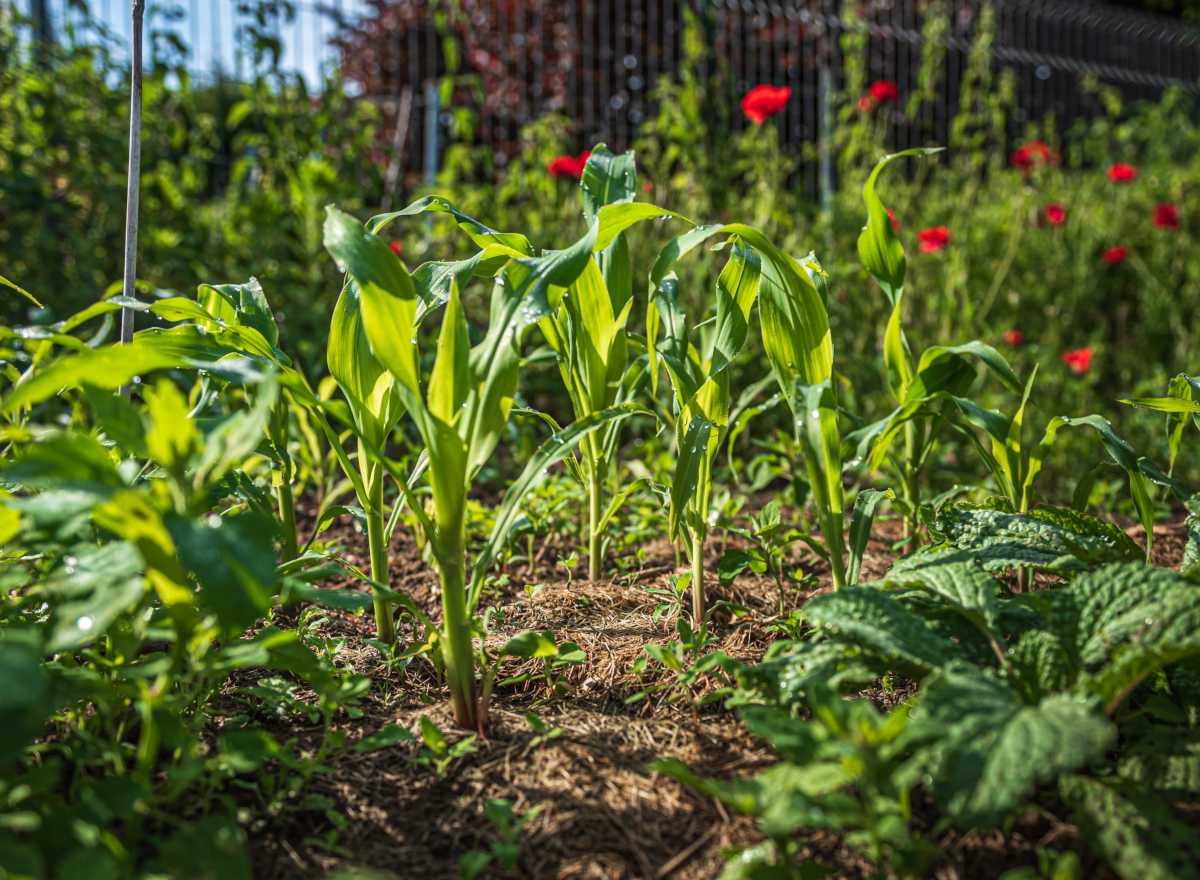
243,507 -> 1192,880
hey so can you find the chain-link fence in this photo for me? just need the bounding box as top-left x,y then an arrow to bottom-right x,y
9,0 -> 1200,188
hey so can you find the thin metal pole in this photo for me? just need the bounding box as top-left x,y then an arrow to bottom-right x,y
119,1 -> 145,362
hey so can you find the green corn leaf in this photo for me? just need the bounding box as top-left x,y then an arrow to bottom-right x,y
1121,373 -> 1200,476
856,148 -> 942,305
197,277 -> 279,349
323,206 -> 421,406
0,272 -> 43,308
593,201 -> 689,253
847,488 -> 894,586
707,241 -> 761,377
467,402 -> 649,608
668,415 -> 715,540
911,340 -> 1023,399
882,298 -> 913,403
1119,395 -> 1200,415
369,194 -> 533,255
581,144 -> 637,225
325,281 -> 401,447
802,586 -> 959,673
793,380 -> 845,518
427,280 -> 470,425
920,664 -> 1115,827
1028,414 -> 1188,560
1059,775 -> 1200,880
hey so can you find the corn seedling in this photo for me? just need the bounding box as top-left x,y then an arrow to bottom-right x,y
323,205 -> 647,729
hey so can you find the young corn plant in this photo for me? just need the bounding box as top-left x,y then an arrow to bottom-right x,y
323,206 -> 645,731
647,219 -> 863,614
535,146 -> 653,581
855,148 -> 1025,546
372,150 -> 669,582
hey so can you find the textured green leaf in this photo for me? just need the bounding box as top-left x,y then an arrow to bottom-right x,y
802,587 -> 958,673
920,665 -> 1114,826
168,512 -> 277,634
0,635 -> 51,765
1060,775 -> 1200,880
1116,728 -> 1200,794
1068,563 -> 1200,708
935,505 -> 1141,573
883,556 -> 1002,629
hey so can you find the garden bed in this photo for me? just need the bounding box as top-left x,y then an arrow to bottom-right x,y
246,514 -> 1191,879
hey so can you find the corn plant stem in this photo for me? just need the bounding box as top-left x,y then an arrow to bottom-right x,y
826,511 -> 847,590
804,455 -> 846,590
902,420 -> 919,547
271,401 -> 298,560
275,479 -> 298,561
690,454 -> 711,624
587,465 -> 603,582
365,477 -> 395,645
436,533 -> 479,731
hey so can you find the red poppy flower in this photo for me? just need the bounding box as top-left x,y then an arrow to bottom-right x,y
740,85 -> 791,125
1045,203 -> 1067,225
642,180 -> 654,193
857,95 -> 874,112
1102,245 -> 1128,264
868,80 -> 900,104
547,150 -> 591,180
1003,330 -> 1025,346
1154,202 -> 1180,230
1061,347 -> 1093,375
1107,163 -> 1138,183
1010,140 -> 1056,171
886,207 -> 900,232
917,226 -> 951,253
389,240 -> 403,257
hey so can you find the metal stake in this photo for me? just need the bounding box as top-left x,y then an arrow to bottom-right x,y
119,0 -> 145,363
